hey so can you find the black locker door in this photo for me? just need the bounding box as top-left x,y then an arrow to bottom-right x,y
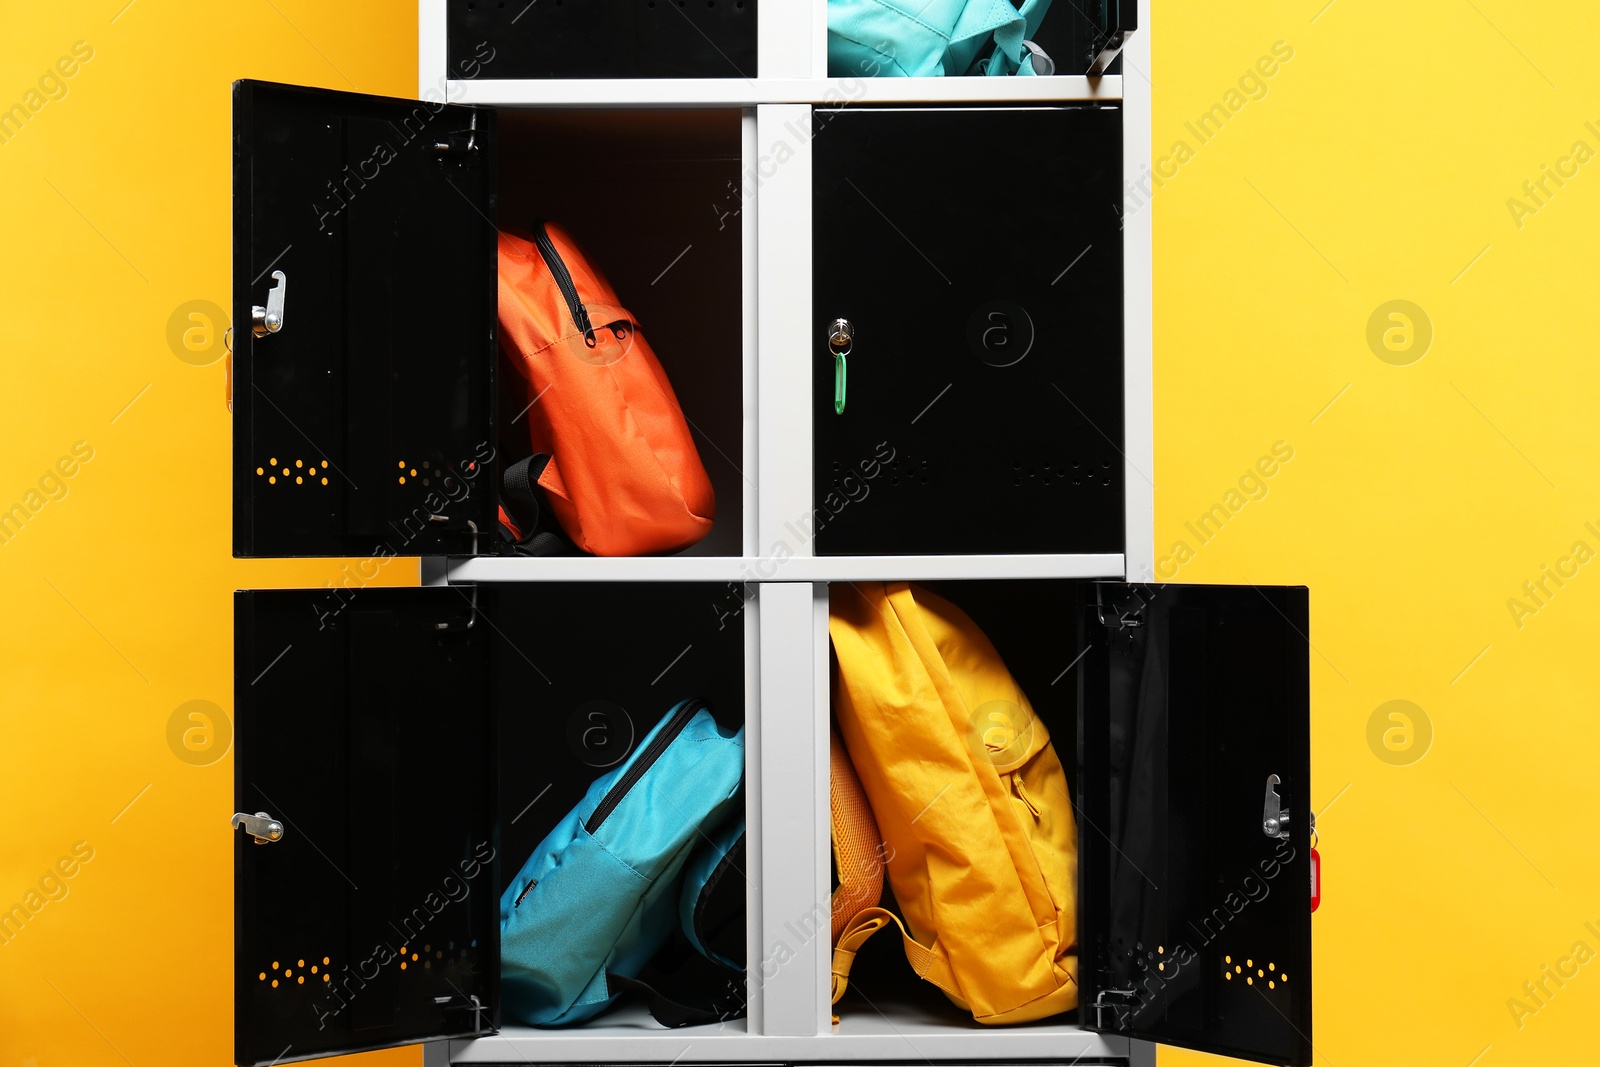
812,106 -> 1123,556
233,81 -> 498,558
1077,582 -> 1313,1067
448,0 -> 758,80
234,588 -> 498,1065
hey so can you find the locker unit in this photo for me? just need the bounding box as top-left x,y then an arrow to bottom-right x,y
229,3 -> 1315,1067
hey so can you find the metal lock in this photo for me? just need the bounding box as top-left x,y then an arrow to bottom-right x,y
828,318 -> 854,351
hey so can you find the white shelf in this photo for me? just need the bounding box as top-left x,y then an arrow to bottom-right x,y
443,556 -> 748,583
441,554 -> 1124,584
757,553 -> 1125,582
447,76 -> 1122,108
442,1001 -> 1127,1062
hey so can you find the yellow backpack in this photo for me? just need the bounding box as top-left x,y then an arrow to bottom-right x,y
829,581 -> 1079,1025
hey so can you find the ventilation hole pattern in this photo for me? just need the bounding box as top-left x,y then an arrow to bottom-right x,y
257,458 -> 330,487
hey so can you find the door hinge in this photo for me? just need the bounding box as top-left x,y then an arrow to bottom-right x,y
231,811 -> 285,845
433,112 -> 482,156
1087,0 -> 1137,74
433,993 -> 488,1036
1095,585 -> 1146,633
435,583 -> 479,632
1091,987 -> 1139,1029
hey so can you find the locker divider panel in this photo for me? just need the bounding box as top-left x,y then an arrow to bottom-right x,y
1077,582 -> 1312,1067
234,588 -> 498,1066
810,105 -> 1124,557
233,81 -> 499,558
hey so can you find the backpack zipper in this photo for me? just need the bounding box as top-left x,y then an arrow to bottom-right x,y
584,699 -> 705,835
530,221 -> 594,340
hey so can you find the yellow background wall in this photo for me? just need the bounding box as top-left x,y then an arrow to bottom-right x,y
1154,2 -> 1600,1065
0,3 -> 421,1065
0,1 -> 1595,1065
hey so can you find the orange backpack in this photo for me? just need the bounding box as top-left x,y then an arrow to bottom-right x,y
497,223 -> 715,556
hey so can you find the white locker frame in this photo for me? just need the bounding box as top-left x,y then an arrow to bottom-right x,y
411,1 -> 1155,1063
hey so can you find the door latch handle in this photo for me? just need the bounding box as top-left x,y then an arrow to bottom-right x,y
251,270 -> 287,337
1262,774 -> 1290,840
828,318 -> 853,415
232,811 -> 285,845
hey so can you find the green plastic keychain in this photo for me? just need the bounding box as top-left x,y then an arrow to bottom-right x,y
833,350 -> 847,415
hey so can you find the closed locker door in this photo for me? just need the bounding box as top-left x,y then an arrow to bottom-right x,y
812,105 -> 1124,557
447,0 -> 758,80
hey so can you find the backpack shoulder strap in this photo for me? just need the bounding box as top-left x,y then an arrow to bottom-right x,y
831,906 -> 961,1005
830,726 -> 885,941
607,960 -> 744,1028
499,453 -> 574,556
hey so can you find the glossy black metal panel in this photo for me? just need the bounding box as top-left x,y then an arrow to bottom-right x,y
1078,582 -> 1311,1066
812,106 -> 1123,556
447,0 -> 757,80
233,81 -> 498,557
235,588 -> 497,1065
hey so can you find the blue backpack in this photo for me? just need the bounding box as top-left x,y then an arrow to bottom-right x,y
827,0 -> 1055,78
499,699 -> 745,1027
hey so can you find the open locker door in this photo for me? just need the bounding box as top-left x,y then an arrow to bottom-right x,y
1078,582 -> 1312,1067
234,588 -> 497,1065
233,80 -> 498,557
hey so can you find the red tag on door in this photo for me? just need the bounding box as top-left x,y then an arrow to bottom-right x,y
1310,847 -> 1321,912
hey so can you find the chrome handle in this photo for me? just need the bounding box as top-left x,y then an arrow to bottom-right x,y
251,270 -> 287,338
232,811 -> 285,845
1262,774 -> 1290,840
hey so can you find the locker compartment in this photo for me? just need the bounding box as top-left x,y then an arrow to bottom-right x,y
826,0 -> 1133,77
493,108 -> 747,558
233,82 -> 745,559
448,0 -> 757,81
826,580 -> 1313,1067
811,107 -> 1124,557
234,582 -> 749,1066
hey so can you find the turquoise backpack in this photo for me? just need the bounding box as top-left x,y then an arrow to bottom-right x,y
827,0 -> 1056,78
499,699 -> 745,1027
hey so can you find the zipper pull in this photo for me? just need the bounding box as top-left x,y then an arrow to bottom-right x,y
1014,777 -> 1043,819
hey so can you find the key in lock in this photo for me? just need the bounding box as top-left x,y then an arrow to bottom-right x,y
828,318 -> 853,415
